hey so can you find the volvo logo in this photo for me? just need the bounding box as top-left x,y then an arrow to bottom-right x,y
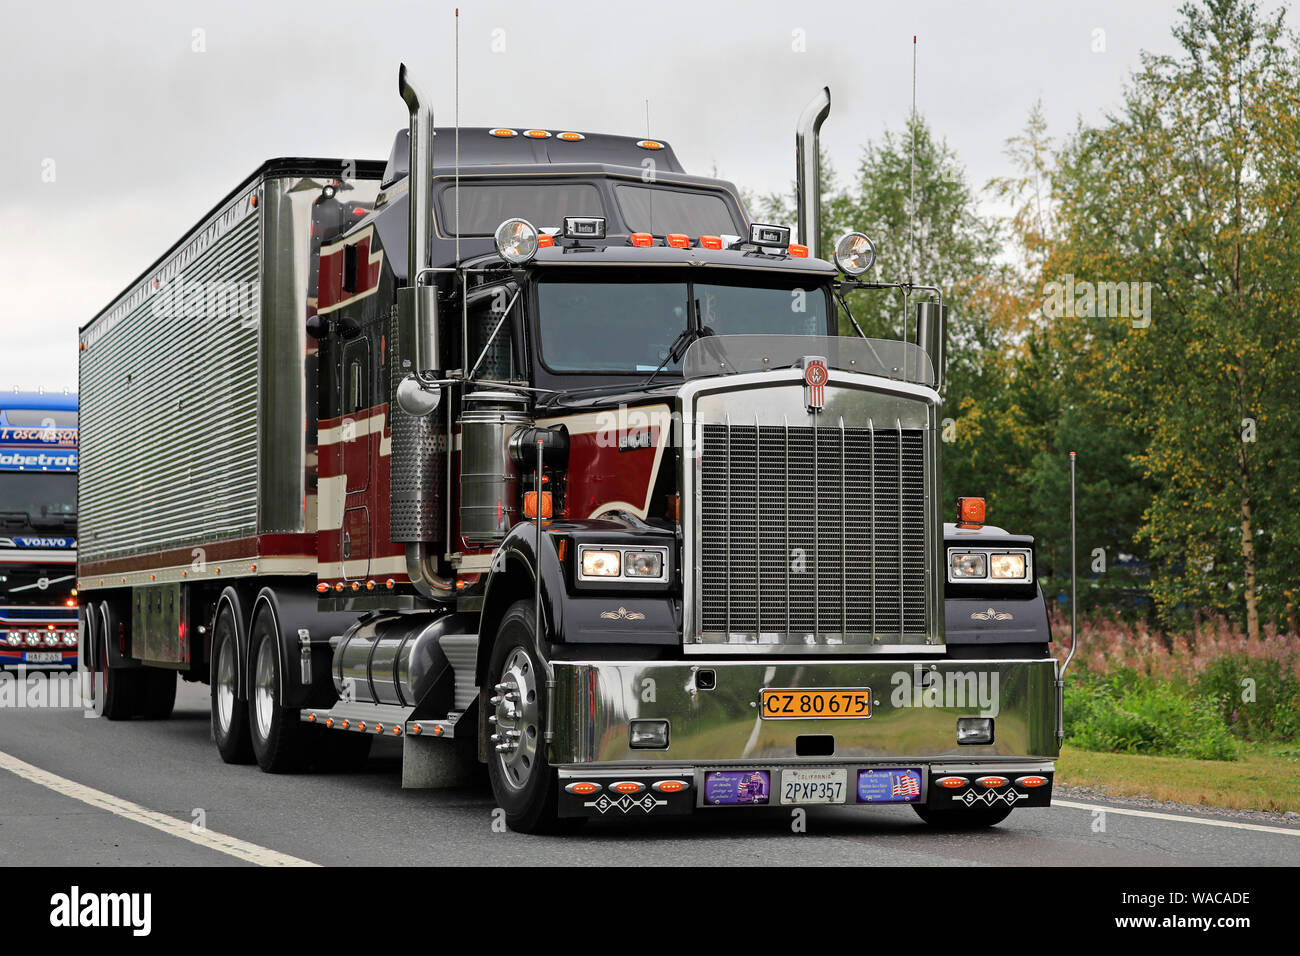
802,356 -> 828,412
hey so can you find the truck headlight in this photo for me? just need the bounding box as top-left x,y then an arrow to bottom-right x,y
494,217 -> 540,264
624,551 -> 664,578
580,549 -> 621,577
949,552 -> 987,579
990,553 -> 1027,579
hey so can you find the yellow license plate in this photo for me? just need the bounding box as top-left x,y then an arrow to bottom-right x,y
760,688 -> 872,719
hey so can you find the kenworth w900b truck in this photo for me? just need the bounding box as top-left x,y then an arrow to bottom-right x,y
1,389 -> 79,669
77,68 -> 1061,832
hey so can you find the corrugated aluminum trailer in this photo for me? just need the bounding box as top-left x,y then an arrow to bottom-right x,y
77,160 -> 383,591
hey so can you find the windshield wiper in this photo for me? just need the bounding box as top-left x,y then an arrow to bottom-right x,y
640,324 -> 713,388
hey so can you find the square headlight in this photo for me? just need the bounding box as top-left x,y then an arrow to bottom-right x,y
989,553 -> 1027,579
950,552 -> 987,579
580,549 -> 622,578
624,550 -> 664,579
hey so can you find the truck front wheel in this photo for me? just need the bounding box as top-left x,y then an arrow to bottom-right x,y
912,804 -> 1014,829
484,601 -> 574,834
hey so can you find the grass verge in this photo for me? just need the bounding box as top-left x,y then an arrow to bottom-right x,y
1055,743 -> 1300,814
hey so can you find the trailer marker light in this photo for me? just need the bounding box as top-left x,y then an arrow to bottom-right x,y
1016,775 -> 1048,789
351,582 -> 360,591
341,720 -> 350,729
411,724 -> 421,735
976,775 -> 1009,788
366,580 -> 376,591
935,776 -> 968,789
308,713 -> 317,722
335,583 -> 344,592
665,233 -> 690,248
636,140 -> 664,150
317,583 -> 329,593
386,579 -> 395,589
375,724 -> 383,733
523,129 -> 550,139
611,781 -> 645,794
250,563 -> 257,572
326,718 -> 334,728
432,725 -> 443,736
557,132 -> 584,141
699,235 -> 723,250
392,725 -> 402,735
358,722 -> 367,731
787,243 -> 809,258
489,128 -> 518,137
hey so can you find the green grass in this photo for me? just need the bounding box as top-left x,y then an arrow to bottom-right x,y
1056,743 -> 1300,814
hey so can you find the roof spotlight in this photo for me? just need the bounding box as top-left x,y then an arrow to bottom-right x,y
834,231 -> 876,275
494,218 -> 540,264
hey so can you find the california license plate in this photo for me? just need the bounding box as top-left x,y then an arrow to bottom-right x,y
780,768 -> 848,805
760,688 -> 871,719
25,652 -> 61,663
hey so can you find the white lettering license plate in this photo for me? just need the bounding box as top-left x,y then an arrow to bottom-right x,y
779,768 -> 848,805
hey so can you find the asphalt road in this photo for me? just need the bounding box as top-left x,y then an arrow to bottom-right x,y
2,678 -> 1298,867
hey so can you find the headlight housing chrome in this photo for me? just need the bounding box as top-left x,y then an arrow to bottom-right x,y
946,548 -> 1032,584
576,544 -> 670,584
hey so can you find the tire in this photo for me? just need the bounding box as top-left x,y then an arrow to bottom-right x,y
211,605 -> 254,764
912,803 -> 1014,829
484,601 -> 576,834
91,601 -> 139,721
247,610 -> 309,773
136,668 -> 177,720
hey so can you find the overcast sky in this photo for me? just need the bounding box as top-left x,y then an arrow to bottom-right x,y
0,0 -> 1199,392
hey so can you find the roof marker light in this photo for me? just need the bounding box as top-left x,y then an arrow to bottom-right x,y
699,235 -> 723,250
788,243 -> 809,258
523,129 -> 550,139
629,233 -> 654,247
557,132 -> 584,141
489,128 -> 517,137
665,233 -> 690,248
636,140 -> 664,150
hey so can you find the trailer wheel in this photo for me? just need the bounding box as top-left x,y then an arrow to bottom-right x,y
484,601 -> 577,834
136,669 -> 177,720
912,804 -> 1014,829
211,606 -> 254,764
248,612 -> 309,773
90,601 -> 138,721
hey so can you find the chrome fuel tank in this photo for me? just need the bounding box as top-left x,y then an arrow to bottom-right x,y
332,612 -> 472,708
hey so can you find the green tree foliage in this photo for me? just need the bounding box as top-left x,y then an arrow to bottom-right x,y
1049,0 -> 1300,634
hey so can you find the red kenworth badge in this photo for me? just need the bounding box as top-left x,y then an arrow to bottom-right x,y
803,356 -> 829,412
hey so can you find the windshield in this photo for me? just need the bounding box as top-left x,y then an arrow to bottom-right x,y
0,472 -> 77,527
0,564 -> 77,603
536,278 -> 830,374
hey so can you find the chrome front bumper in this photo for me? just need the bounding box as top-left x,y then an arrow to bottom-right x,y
550,658 -> 1060,766
550,657 -> 1059,818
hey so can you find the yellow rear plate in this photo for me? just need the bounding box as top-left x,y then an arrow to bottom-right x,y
760,688 -> 872,719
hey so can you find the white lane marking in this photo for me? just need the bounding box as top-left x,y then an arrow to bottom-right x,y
1054,798 -> 1300,836
0,750 -> 319,866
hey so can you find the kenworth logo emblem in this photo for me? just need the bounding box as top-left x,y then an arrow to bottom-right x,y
802,356 -> 829,412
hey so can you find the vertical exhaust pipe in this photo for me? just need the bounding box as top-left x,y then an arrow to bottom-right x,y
795,87 -> 831,260
397,63 -> 441,386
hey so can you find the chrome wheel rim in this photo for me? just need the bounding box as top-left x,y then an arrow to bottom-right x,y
215,634 -> 236,733
253,638 -> 276,740
491,647 -> 540,791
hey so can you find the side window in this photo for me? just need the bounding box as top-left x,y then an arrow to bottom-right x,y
468,285 -> 516,380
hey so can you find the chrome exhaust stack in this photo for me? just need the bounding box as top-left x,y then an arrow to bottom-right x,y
914,301 -> 948,393
397,63 -> 441,400
795,87 -> 831,260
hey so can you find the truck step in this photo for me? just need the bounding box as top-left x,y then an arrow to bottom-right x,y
302,701 -> 463,740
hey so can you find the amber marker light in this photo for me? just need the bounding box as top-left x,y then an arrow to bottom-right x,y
787,244 -> 809,258
935,776 -> 968,789
957,496 -> 986,527
385,579 -> 395,589
489,128 -> 517,137
523,490 -> 553,519
698,235 -> 723,250
341,720 -> 350,729
556,132 -> 584,141
317,583 -> 329,593
411,724 -> 422,735
537,233 -> 554,248
523,129 -> 550,138
1016,775 -> 1048,788
432,725 -> 443,737
629,233 -> 654,247
665,233 -> 690,248
636,140 -> 664,150
976,775 -> 1009,788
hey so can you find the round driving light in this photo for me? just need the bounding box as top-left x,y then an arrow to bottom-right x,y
494,217 -> 540,264
834,231 -> 876,275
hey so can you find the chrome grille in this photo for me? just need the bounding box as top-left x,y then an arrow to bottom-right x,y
699,419 -> 927,643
